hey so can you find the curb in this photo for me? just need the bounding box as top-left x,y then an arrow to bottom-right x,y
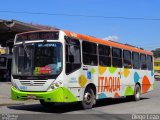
0,82 -> 11,84
0,99 -> 39,106
0,102 -> 24,106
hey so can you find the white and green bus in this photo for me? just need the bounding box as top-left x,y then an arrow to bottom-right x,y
11,30 -> 154,109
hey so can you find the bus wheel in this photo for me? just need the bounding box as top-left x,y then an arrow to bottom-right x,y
134,84 -> 141,101
82,87 -> 96,109
40,100 -> 55,108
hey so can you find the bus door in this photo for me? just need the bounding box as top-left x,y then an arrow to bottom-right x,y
65,37 -> 81,96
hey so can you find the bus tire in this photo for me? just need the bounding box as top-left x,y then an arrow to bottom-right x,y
40,100 -> 55,108
126,84 -> 141,101
82,87 -> 96,109
133,84 -> 141,101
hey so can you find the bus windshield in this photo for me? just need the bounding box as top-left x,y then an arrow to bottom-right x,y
12,42 -> 62,76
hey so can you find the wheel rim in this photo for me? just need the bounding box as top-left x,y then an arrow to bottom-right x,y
135,87 -> 140,99
84,92 -> 92,105
136,91 -> 140,99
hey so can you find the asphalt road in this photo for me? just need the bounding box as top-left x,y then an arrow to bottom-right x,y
0,81 -> 160,120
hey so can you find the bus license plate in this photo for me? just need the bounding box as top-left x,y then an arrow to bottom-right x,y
27,95 -> 36,99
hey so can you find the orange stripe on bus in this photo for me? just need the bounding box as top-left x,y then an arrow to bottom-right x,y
64,30 -> 153,55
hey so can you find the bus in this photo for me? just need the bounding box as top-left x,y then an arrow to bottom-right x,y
0,54 -> 12,81
154,58 -> 160,79
11,30 -> 154,109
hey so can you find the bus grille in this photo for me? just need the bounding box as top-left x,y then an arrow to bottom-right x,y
19,80 -> 47,86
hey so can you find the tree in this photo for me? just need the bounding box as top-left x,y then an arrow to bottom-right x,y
151,48 -> 160,58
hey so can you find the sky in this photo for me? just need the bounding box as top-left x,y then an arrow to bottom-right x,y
0,0 -> 160,51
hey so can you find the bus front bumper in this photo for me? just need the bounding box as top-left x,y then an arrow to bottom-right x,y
11,86 -> 78,102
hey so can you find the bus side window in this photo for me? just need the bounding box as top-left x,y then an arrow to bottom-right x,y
98,44 -> 111,67
147,55 -> 153,71
112,47 -> 122,68
82,41 -> 98,66
132,52 -> 140,69
123,50 -> 132,68
65,37 -> 81,74
140,54 -> 147,70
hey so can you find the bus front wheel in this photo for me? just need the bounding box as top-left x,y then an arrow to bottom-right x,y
82,87 -> 96,109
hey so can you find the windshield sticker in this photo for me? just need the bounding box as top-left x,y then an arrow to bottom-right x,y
34,66 -> 51,75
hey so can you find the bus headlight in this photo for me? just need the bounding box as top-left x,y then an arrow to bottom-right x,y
12,82 -> 19,90
50,81 -> 62,90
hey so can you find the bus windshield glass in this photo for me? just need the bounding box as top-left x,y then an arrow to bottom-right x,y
16,31 -> 59,43
12,42 -> 62,76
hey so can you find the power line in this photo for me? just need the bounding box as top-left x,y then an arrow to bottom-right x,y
136,44 -> 160,48
1,10 -> 160,21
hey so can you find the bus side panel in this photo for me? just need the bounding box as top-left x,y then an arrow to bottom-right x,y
64,69 -> 82,101
65,65 -> 154,101
97,66 -> 154,99
97,66 -> 124,99
138,70 -> 154,94
65,65 -> 99,102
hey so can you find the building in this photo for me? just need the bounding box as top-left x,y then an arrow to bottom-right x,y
0,19 -> 57,50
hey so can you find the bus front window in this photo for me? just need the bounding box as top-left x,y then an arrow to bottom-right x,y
12,42 -> 62,76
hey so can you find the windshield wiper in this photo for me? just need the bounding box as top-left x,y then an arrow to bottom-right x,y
23,41 -> 30,58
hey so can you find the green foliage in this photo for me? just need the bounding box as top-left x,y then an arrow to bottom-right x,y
152,48 -> 160,58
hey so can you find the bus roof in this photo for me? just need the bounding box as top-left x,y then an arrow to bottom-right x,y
16,30 -> 59,35
16,30 -> 153,55
64,30 -> 153,56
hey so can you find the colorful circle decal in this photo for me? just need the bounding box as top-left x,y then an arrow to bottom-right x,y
79,75 -> 88,87
98,93 -> 107,99
142,75 -> 151,93
98,66 -> 107,75
134,72 -> 140,83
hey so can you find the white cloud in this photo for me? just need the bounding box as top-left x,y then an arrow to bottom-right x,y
103,35 -> 119,41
